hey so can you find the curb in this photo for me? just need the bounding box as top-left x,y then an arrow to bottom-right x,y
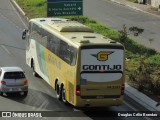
10,0 -> 29,23
109,0 -> 160,19
125,83 -> 160,111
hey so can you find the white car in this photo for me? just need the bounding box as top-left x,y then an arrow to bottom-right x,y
0,67 -> 28,96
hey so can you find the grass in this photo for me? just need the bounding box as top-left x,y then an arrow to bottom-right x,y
16,0 -> 47,18
146,54 -> 160,66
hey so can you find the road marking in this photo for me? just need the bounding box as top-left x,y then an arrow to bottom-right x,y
1,45 -> 11,54
124,101 -> 138,111
32,106 -> 36,110
144,117 -> 152,120
124,101 -> 152,120
9,0 -> 27,28
73,108 -> 80,111
0,10 -> 22,31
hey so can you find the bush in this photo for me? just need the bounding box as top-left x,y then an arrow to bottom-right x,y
129,56 -> 160,94
146,54 -> 160,66
152,76 -> 160,95
64,16 -> 97,24
129,57 -> 153,91
125,51 -> 140,59
16,0 -> 47,18
125,38 -> 157,56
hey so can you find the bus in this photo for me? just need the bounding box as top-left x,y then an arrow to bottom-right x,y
22,18 -> 125,107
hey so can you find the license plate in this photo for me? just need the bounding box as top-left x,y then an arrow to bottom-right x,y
9,89 -> 13,91
10,88 -> 21,91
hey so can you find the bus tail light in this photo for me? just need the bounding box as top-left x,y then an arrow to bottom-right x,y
76,85 -> 81,96
121,83 -> 125,95
0,81 -> 6,85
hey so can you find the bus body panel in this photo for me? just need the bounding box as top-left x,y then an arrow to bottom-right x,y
24,18 -> 125,107
80,48 -> 124,98
26,39 -> 49,83
73,46 -> 125,107
75,96 -> 124,107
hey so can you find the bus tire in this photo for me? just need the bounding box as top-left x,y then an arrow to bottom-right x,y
55,80 -> 58,91
32,60 -> 38,77
56,84 -> 62,100
62,87 -> 67,103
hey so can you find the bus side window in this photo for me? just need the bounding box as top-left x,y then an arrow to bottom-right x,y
47,32 -> 51,50
66,49 -> 74,65
50,40 -> 55,53
46,33 -> 77,65
40,29 -> 47,47
59,40 -> 72,64
47,33 -> 61,57
53,36 -> 60,56
70,46 -> 77,65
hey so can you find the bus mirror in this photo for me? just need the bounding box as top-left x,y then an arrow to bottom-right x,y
22,29 -> 27,40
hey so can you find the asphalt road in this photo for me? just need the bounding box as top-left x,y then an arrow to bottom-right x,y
84,0 -> 160,51
0,0 -> 159,120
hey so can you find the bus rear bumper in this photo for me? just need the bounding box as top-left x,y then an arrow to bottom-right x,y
75,96 -> 124,107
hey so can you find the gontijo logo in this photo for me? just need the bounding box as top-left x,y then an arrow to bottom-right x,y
92,51 -> 114,61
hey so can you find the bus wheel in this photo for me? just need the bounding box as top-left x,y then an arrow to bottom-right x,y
56,84 -> 62,100
62,87 -> 67,103
32,61 -> 38,77
55,80 -> 58,91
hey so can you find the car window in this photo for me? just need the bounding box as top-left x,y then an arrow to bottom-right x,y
4,72 -> 25,79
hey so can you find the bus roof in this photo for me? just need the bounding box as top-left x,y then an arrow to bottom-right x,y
30,18 -> 122,46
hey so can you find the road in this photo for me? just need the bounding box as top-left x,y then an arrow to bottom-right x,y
84,0 -> 160,51
0,0 -> 159,120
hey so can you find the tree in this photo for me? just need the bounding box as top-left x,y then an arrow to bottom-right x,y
118,24 -> 144,46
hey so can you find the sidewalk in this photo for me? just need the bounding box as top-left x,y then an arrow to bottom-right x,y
109,0 -> 160,18
125,83 -> 160,111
